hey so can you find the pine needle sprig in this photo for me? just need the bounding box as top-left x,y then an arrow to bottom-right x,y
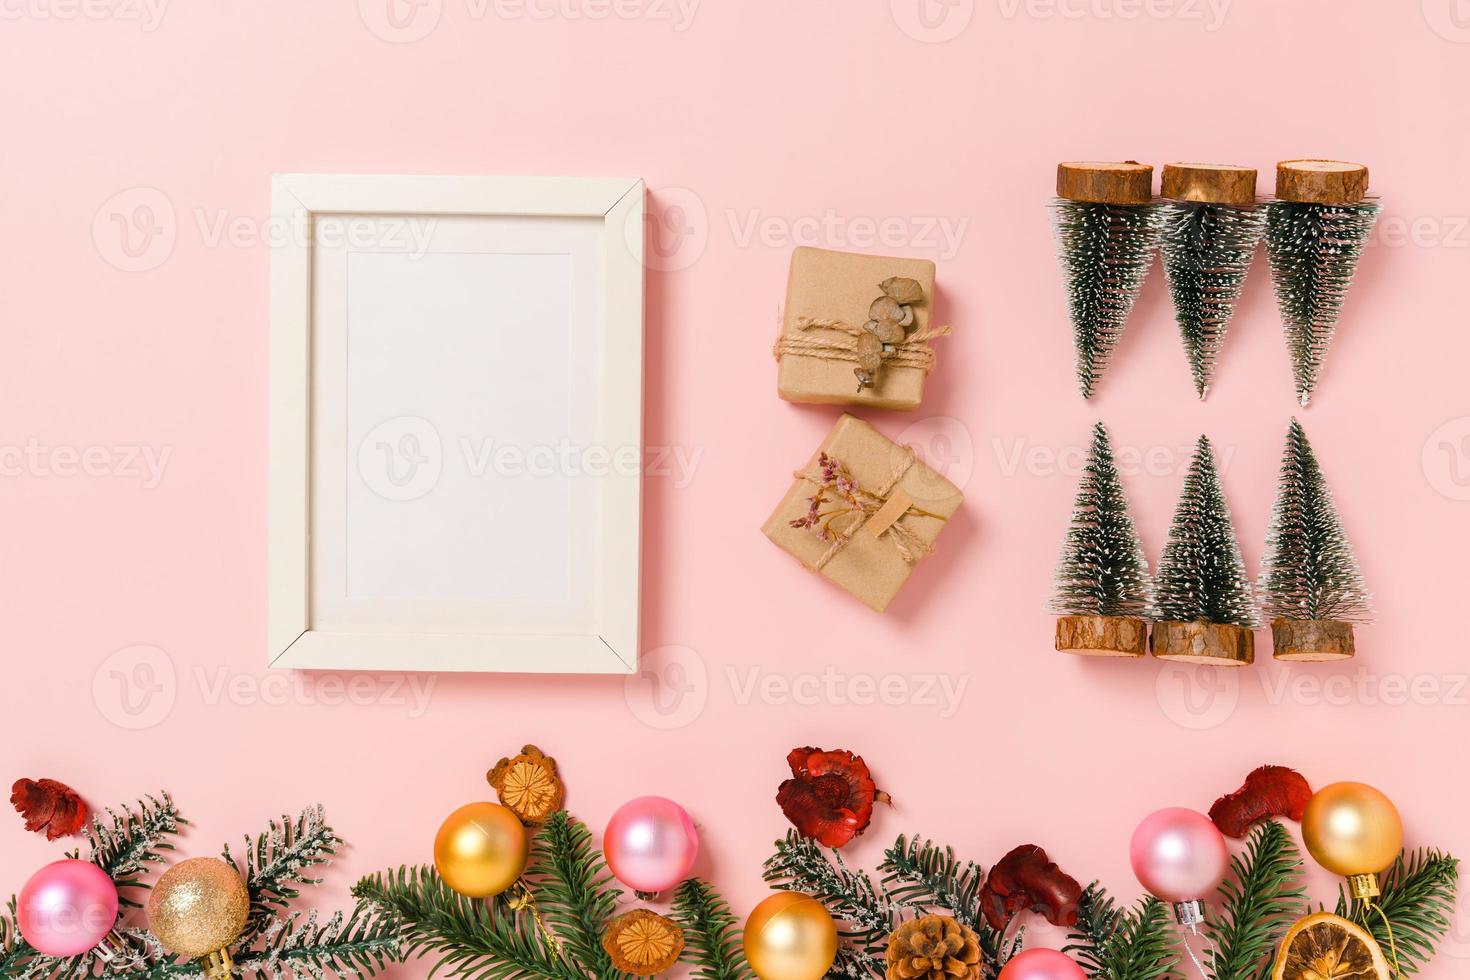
1335,850 -> 1460,976
1050,422 -> 1155,619
353,865 -> 579,980
763,831 -> 900,974
1205,820 -> 1307,980
526,810 -> 626,980
235,906 -> 403,980
1158,201 -> 1266,399
1257,419 -> 1372,625
85,793 -> 186,905
225,806 -> 342,943
672,879 -> 753,980
878,836 -> 1016,978
1264,199 -> 1380,406
1051,200 -> 1163,399
1154,435 -> 1259,628
1064,884 -> 1177,980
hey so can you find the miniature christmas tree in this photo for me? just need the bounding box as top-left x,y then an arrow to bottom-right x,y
1264,161 -> 1380,406
1258,419 -> 1372,661
1151,435 -> 1260,665
1051,161 -> 1163,398
1049,422 -> 1154,657
1157,164 -> 1266,399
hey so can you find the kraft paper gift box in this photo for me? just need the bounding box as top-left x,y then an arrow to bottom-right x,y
762,414 -> 964,612
774,246 -> 950,411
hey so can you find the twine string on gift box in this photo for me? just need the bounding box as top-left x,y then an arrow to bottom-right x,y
792,448 -> 947,571
773,317 -> 953,374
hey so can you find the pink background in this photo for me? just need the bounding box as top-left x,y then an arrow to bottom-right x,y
3,0 -> 1469,975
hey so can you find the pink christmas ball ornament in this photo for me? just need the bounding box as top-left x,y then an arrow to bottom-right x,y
602,796 -> 699,894
996,948 -> 1087,980
1129,807 -> 1229,904
18,860 -> 119,957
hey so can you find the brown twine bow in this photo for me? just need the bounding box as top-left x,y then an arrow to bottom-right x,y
794,448 -> 945,571
773,317 -> 953,374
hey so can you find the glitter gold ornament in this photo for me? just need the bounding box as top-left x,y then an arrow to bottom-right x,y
433,802 -> 528,898
487,745 -> 564,824
743,891 -> 838,980
146,857 -> 250,979
602,909 -> 684,976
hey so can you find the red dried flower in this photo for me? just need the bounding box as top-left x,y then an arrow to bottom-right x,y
979,845 -> 1082,931
776,747 -> 889,848
11,778 -> 89,840
1209,765 -> 1313,839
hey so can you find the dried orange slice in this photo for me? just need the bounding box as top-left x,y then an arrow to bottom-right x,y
1271,912 -> 1390,980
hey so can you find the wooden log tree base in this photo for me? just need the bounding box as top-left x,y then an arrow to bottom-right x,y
1161,163 -> 1258,207
1056,161 -> 1154,205
1275,160 -> 1369,205
1271,619 -> 1356,662
1055,615 -> 1148,657
1149,619 -> 1255,666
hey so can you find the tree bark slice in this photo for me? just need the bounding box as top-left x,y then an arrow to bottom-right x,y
1161,163 -> 1258,207
1149,620 -> 1254,665
1271,619 -> 1356,662
1055,615 -> 1148,657
1274,160 -> 1369,204
1056,161 -> 1154,205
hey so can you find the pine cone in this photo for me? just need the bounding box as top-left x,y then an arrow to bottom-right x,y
884,916 -> 983,980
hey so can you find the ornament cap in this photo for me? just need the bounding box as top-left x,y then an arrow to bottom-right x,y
201,948 -> 234,980
1056,161 -> 1154,205
1173,899 -> 1207,932
1161,163 -> 1258,207
1347,873 -> 1382,901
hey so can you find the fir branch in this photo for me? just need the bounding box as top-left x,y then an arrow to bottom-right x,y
1065,884 -> 1177,980
764,831 -> 899,974
353,865 -> 580,980
233,906 -> 402,980
225,806 -> 342,942
85,793 -> 186,905
878,837 -> 1017,978
1205,821 -> 1306,980
672,879 -> 753,980
1335,850 -> 1460,976
526,811 -> 626,980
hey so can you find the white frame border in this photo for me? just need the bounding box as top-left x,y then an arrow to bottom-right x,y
269,174 -> 644,675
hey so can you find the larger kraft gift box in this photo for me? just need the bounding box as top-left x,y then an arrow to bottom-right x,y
762,414 -> 963,611
775,246 -> 951,411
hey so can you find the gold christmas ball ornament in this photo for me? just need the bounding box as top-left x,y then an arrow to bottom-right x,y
1302,782 -> 1403,891
743,891 -> 838,980
146,857 -> 250,979
433,802 -> 529,898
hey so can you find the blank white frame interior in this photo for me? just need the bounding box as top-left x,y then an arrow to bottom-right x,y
270,174 -> 644,674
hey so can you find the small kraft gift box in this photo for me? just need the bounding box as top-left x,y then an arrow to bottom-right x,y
762,414 -> 964,611
774,246 -> 951,411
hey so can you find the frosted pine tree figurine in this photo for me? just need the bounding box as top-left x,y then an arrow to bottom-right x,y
1051,161 -> 1163,398
1050,422 -> 1154,657
1151,435 -> 1260,665
1258,419 -> 1372,661
1157,163 -> 1266,399
1264,160 -> 1380,406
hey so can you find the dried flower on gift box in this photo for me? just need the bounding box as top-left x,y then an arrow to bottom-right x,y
789,454 -> 944,546
10,778 -> 87,841
487,744 -> 565,824
777,747 -> 889,849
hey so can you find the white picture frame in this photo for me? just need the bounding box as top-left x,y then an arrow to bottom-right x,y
269,174 -> 644,675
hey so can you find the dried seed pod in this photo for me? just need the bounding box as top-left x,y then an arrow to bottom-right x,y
602,909 -> 684,976
869,296 -> 904,323
487,744 -> 564,824
880,276 -> 925,305
867,318 -> 906,345
854,332 -> 883,389
897,305 -> 915,329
